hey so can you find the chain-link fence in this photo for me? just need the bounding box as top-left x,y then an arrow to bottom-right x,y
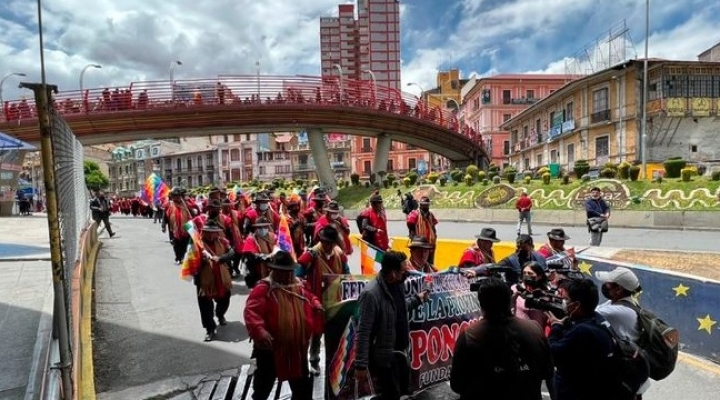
50,107 -> 90,333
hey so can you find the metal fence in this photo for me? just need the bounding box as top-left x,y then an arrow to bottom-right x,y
50,106 -> 90,331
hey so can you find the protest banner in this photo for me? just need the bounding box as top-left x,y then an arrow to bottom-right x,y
323,270 -> 482,399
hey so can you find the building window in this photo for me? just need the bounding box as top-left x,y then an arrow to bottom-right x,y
408,158 -> 417,170
259,166 -> 266,175
503,140 -> 510,155
246,134 -> 251,141
690,144 -> 698,153
362,138 -> 372,152
536,154 -> 543,167
231,149 -> 240,161
234,134 -> 241,142
482,89 -> 491,104
176,159 -> 181,170
526,90 -> 535,99
550,149 -> 558,163
387,159 -> 394,172
591,88 -> 610,123
502,90 -> 511,105
567,143 -> 576,164
503,113 -> 512,122
535,119 -> 541,136
363,160 -> 371,175
224,135 -> 229,143
595,136 -> 610,158
565,101 -> 574,121
187,176 -> 194,187
198,175 -> 203,186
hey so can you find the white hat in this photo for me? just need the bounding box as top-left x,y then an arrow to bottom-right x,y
595,267 -> 640,292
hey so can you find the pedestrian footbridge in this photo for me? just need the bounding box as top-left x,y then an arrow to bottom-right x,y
0,75 -> 489,166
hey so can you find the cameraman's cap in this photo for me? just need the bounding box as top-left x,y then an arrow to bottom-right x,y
595,267 -> 640,292
547,228 -> 571,241
474,227 -> 500,242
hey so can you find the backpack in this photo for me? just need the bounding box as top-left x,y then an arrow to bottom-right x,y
620,300 -> 679,380
595,318 -> 650,398
402,197 -> 417,214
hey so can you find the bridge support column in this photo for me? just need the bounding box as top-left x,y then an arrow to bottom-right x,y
307,129 -> 338,197
373,134 -> 391,184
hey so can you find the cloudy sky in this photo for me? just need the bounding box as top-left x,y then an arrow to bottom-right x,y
0,0 -> 718,101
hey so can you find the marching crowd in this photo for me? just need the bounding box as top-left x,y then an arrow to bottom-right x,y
89,185 -> 672,400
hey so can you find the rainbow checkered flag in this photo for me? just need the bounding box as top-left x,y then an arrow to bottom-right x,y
276,210 -> 296,261
180,221 -> 204,280
328,319 -> 357,396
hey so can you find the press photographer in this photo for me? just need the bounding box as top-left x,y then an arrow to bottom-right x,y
514,262 -> 566,327
462,263 -> 515,292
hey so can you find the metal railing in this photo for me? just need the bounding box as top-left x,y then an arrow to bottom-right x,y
0,75 -> 484,148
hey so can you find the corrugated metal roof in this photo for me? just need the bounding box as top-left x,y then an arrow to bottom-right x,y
0,131 -> 35,150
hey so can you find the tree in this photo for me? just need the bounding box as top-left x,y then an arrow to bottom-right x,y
84,160 -> 109,190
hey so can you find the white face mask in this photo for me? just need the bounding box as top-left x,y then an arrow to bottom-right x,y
258,203 -> 269,211
330,213 -> 340,220
257,228 -> 269,237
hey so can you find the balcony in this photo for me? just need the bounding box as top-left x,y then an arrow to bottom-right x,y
361,147 -> 373,153
590,109 -> 611,124
331,161 -> 348,170
509,98 -> 538,105
296,163 -> 316,171
205,164 -> 215,170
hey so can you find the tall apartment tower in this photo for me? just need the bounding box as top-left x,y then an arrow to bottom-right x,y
320,0 -> 401,91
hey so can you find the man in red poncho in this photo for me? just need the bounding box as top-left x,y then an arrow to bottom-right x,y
244,250 -> 323,399
313,200 -> 353,255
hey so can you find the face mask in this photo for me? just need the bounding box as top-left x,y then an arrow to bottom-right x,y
523,278 -> 538,288
257,228 -> 269,237
420,206 -> 429,212
330,213 -> 340,220
258,203 -> 269,211
316,201 -> 325,208
601,284 -> 612,300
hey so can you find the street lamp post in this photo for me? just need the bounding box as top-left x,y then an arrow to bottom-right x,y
169,60 -> 182,101
362,69 -> 376,101
406,82 -> 425,103
0,72 -> 27,107
332,64 -> 343,98
256,60 -> 261,99
640,0 -> 650,179
79,64 -> 101,111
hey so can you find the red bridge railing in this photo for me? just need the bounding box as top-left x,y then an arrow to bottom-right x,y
1,75 -> 484,150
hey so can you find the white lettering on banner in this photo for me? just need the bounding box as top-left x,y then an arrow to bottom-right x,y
419,366 -> 452,388
340,280 -> 369,301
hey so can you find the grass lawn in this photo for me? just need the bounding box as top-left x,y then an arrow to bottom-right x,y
335,178 -> 720,211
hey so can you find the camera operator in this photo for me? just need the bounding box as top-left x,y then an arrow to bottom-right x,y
494,234 -> 546,286
513,262 -> 554,332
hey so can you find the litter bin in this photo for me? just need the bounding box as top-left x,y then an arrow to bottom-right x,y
549,163 -> 561,178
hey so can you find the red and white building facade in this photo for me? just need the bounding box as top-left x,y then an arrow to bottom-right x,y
461,74 -> 577,167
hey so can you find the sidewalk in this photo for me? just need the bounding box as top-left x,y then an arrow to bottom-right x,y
0,215 -> 53,400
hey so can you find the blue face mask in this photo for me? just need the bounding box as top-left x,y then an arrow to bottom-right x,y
257,228 -> 269,237
259,203 -> 269,211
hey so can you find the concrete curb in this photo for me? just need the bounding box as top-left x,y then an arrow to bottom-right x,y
81,240 -> 101,400
23,280 -> 54,400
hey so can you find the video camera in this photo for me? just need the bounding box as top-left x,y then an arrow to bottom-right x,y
515,283 -> 566,318
466,264 -> 515,292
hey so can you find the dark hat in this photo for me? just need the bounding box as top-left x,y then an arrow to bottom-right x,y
170,187 -> 184,197
267,251 -> 299,271
516,234 -> 534,245
201,219 -> 223,232
253,217 -> 272,227
324,200 -> 342,212
221,198 -> 235,206
312,187 -> 324,194
590,186 -> 601,192
254,193 -> 270,202
369,194 -> 383,203
474,227 -> 500,242
547,228 -> 571,241
207,199 -> 222,209
408,236 -> 433,249
318,226 -> 340,242
209,186 -> 222,194
418,196 -> 431,205
312,191 -> 327,201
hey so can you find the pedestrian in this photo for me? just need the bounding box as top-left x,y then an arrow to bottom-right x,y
354,251 -> 429,400
313,200 -> 353,255
406,196 -> 438,264
244,251 -> 323,400
162,187 -> 193,265
194,220 -> 234,342
451,277 -> 553,400
585,187 -> 610,246
357,193 -> 389,251
89,189 -> 115,238
515,191 -> 533,236
296,226 -> 350,374
546,278 -> 628,400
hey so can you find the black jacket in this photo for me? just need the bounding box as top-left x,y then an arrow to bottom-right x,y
451,317 -> 553,400
354,275 -> 422,370
89,197 -> 111,220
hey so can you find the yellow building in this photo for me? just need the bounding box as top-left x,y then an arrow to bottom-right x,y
501,59 -> 720,175
422,68 -> 465,111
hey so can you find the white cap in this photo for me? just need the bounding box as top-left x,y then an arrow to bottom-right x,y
595,267 -> 640,292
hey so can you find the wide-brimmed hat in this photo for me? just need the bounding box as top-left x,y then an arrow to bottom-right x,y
324,200 -> 342,213
408,236 -> 433,249
547,228 -> 571,241
267,251 -> 299,271
318,226 -> 340,242
170,187 -> 186,197
474,227 -> 500,242
253,217 -> 272,227
312,191 -> 327,201
207,199 -> 222,209
201,219 -> 224,233
418,196 -> 431,205
596,267 -> 641,292
516,234 -> 534,245
369,194 -> 383,203
253,193 -> 270,203
221,198 -> 235,206
208,186 -> 222,194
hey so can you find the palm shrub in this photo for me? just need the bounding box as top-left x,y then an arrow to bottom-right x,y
427,172 -> 440,184
573,160 -> 590,178
492,176 -> 501,184
681,167 -> 694,182
439,176 -> 447,186
386,173 -> 396,185
465,164 -> 479,181
629,166 -> 641,181
407,171 -> 419,185
663,157 -> 686,178
711,170 -> 720,181
478,170 -> 487,181
403,177 -> 412,188
464,174 -> 474,186
542,172 -> 551,184
504,166 -> 518,184
350,173 -> 360,186
524,176 -> 531,184
600,168 -> 617,178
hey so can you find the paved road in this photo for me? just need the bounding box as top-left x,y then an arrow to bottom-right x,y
93,217 -> 720,399
387,220 -> 720,252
